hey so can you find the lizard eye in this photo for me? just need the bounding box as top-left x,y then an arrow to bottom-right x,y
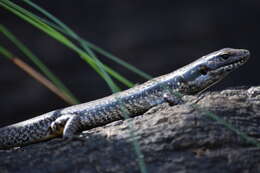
199,66 -> 210,75
220,53 -> 230,60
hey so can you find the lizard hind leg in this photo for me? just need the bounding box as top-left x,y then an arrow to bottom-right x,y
62,114 -> 83,139
50,114 -> 70,135
51,114 -> 82,139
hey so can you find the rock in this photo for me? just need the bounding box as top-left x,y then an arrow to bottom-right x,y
1,86 -> 260,173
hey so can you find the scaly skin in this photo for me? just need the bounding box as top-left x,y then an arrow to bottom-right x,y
0,48 -> 250,149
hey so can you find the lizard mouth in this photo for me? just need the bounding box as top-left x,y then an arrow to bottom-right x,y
222,58 -> 248,71
209,55 -> 249,75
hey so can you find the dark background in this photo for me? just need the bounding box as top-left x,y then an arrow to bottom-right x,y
0,1 -> 259,126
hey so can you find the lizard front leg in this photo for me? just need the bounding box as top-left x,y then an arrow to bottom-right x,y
163,92 -> 184,106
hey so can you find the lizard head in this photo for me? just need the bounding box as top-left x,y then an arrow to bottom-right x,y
179,48 -> 250,94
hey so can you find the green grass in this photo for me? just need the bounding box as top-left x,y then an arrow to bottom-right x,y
0,25 -> 79,104
23,0 -> 152,81
0,45 -> 79,105
0,0 -> 137,92
0,45 -> 13,59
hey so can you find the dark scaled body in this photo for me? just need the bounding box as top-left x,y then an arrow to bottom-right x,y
0,48 -> 250,149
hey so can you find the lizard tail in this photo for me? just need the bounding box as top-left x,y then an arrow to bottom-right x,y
0,113 -> 58,149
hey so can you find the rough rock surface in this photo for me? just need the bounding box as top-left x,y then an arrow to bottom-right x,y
1,86 -> 260,173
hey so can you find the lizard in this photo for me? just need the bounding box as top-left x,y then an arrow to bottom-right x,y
0,48 -> 250,149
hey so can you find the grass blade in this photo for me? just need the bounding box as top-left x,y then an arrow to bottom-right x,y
0,45 -> 76,105
0,44 -> 13,59
23,0 -> 152,80
0,24 -> 79,104
22,1 -> 121,93
0,0 -> 134,89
